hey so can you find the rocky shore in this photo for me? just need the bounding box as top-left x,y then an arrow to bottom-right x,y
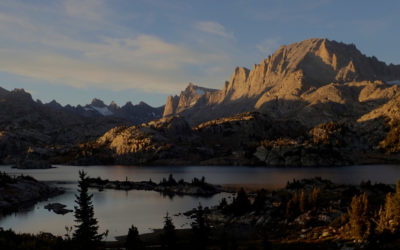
44,203 -> 72,215
87,175 -> 223,196
0,172 -> 64,214
182,177 -> 397,248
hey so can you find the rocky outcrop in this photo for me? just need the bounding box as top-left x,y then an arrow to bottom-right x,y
163,95 -> 180,117
163,83 -> 218,118
0,173 -> 63,214
44,203 -> 72,215
58,116 -> 199,165
62,112 -> 375,166
253,122 -> 356,166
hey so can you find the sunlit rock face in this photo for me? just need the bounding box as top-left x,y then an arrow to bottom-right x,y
163,38 -> 400,126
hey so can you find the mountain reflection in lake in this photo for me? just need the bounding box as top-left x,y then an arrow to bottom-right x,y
1,164 -> 400,240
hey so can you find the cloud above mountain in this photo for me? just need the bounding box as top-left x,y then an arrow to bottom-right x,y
195,21 -> 234,39
0,1 -> 234,94
0,0 -> 398,106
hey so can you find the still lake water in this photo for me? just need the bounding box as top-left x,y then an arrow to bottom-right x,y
1,164 -> 400,240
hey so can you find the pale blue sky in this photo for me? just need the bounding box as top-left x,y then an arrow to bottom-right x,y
0,0 -> 399,107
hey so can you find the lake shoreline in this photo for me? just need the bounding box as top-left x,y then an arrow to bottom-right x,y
2,164 -> 400,239
0,173 -> 64,216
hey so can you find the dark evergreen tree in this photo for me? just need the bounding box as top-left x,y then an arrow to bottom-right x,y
161,213 -> 176,250
73,170 -> 104,249
191,204 -> 210,250
252,189 -> 267,213
126,225 -> 143,250
262,235 -> 272,250
231,188 -> 251,215
219,197 -> 228,210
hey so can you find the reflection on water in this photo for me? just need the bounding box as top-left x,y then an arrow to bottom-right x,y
1,164 -> 400,239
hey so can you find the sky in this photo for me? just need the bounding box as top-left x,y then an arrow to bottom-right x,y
0,0 -> 399,107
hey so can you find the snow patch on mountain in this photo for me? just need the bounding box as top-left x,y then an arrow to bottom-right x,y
91,106 -> 113,116
387,80 -> 400,85
195,89 -> 205,95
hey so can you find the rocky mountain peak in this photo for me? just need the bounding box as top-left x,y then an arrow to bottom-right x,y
266,38 -> 400,86
123,101 -> 134,108
109,101 -> 119,107
109,101 -> 120,112
0,86 -> 9,98
137,101 -> 149,107
163,95 -> 180,117
90,98 -> 106,107
162,38 -> 400,126
163,83 -> 218,117
46,100 -> 63,109
9,88 -> 33,102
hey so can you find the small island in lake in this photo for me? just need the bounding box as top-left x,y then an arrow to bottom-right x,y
87,174 -> 223,196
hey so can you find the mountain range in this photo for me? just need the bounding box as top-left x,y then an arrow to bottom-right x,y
3,38 -> 400,166
163,38 -> 400,126
45,98 -> 164,123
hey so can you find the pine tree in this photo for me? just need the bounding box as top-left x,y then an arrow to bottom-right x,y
299,189 -> 307,213
309,187 -> 320,210
191,204 -> 209,250
232,188 -> 251,215
347,193 -> 371,240
286,191 -> 300,219
126,225 -> 143,250
391,180 -> 400,231
252,189 -> 267,213
376,180 -> 400,234
376,193 -> 393,234
161,213 -> 176,250
73,170 -> 104,249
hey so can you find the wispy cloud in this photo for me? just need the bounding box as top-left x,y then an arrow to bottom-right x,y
0,2 -> 233,94
64,0 -> 107,21
195,21 -> 234,39
256,38 -> 281,55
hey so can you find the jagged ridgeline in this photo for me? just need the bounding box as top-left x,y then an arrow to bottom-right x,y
3,38 -> 400,166
164,38 -> 400,126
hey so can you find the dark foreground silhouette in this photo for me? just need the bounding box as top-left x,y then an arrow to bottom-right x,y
3,174 -> 400,249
